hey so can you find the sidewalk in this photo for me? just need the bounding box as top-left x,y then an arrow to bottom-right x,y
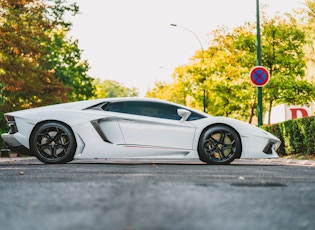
0,156 -> 37,163
0,156 -> 315,167
233,158 -> 315,167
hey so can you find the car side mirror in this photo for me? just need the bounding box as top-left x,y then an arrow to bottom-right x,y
177,109 -> 191,122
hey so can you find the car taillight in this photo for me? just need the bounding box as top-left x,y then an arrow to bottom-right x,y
5,115 -> 15,123
4,115 -> 18,134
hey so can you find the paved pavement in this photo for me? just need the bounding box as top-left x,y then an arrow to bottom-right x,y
1,156 -> 315,230
1,156 -> 315,167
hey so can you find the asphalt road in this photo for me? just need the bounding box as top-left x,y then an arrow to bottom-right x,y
0,158 -> 315,230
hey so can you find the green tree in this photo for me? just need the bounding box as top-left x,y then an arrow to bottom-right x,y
43,29 -> 95,101
0,0 -> 71,111
154,24 -> 257,120
147,15 -> 315,124
0,0 -> 93,111
0,0 -> 92,150
0,83 -> 3,106
0,82 -> 5,148
202,18 -> 313,123
262,16 -> 315,123
93,79 -> 138,98
296,0 -> 315,83
146,81 -> 173,100
203,25 -> 256,120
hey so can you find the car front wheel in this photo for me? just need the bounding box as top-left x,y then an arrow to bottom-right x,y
198,125 -> 241,165
30,122 -> 76,164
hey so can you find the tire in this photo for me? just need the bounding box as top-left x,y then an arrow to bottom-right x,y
198,125 -> 241,165
30,122 -> 76,164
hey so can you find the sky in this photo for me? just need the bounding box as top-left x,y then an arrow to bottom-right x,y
67,0 -> 304,96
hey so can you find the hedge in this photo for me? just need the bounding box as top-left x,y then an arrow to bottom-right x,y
261,116 -> 315,156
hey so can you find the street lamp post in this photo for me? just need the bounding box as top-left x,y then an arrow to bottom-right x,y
170,24 -> 207,112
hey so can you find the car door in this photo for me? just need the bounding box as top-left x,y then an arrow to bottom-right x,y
106,101 -> 196,150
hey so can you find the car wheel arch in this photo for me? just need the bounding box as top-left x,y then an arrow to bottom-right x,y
30,120 -> 75,141
198,123 -> 243,163
29,120 -> 77,164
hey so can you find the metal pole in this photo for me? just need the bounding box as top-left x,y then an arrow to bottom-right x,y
256,0 -> 263,126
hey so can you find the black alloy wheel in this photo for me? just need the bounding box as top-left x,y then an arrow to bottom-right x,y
30,122 -> 76,164
198,125 -> 241,165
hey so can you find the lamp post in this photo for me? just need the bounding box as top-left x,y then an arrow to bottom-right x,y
170,24 -> 207,112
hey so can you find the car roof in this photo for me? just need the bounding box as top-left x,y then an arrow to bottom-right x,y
6,97 -> 211,118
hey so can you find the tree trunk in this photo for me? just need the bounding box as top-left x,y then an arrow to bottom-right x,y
248,100 -> 256,124
268,100 -> 273,125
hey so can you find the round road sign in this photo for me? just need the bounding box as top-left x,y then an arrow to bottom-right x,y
249,66 -> 270,87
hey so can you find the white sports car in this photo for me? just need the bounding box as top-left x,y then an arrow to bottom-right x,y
1,97 -> 280,164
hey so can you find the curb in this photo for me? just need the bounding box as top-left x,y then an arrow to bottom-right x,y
0,157 -> 37,163
0,157 -> 314,167
233,158 -> 315,167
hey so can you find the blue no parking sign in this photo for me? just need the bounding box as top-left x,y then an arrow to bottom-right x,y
250,66 -> 270,87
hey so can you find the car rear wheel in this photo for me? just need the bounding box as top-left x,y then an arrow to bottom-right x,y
30,122 -> 76,164
198,125 -> 241,165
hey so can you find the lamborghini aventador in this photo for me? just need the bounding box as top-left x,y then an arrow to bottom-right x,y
1,97 -> 280,164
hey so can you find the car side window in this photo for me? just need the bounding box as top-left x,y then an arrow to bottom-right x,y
125,101 -> 181,120
103,101 -> 206,121
103,102 -> 126,113
187,111 -> 206,121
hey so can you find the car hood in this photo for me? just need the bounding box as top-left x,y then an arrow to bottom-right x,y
201,116 -> 280,141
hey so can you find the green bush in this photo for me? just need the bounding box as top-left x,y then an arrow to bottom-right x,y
0,113 -> 7,150
261,116 -> 315,156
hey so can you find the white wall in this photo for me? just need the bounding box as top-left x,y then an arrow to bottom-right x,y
264,103 -> 315,124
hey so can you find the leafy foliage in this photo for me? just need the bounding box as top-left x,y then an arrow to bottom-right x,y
0,0 -> 93,110
262,116 -> 315,156
262,16 -> 315,124
93,79 -> 138,98
147,14 -> 315,124
296,0 -> 315,83
0,0 -> 93,149
43,29 -> 95,101
0,0 -> 71,111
